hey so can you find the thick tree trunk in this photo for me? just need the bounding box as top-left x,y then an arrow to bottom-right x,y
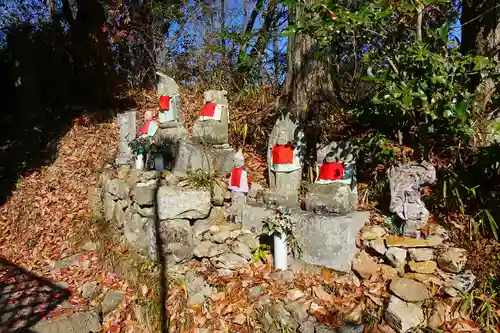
461,0 -> 500,145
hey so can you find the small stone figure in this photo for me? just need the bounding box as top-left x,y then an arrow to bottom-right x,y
266,114 -> 305,208
192,90 -> 229,145
387,161 -> 436,239
138,111 -> 158,137
305,141 -> 358,215
228,150 -> 249,205
154,72 -> 187,141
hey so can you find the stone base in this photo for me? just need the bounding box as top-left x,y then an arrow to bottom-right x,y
115,153 -> 133,166
263,190 -> 300,209
240,204 -> 369,272
192,120 -> 228,145
166,139 -> 234,176
155,126 -> 188,143
305,182 -> 357,215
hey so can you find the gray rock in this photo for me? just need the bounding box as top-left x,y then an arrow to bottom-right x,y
171,140 -> 235,177
101,290 -> 125,315
187,275 -> 214,307
98,168 -> 113,188
32,310 -> 101,333
385,295 -> 424,333
352,251 -> 381,279
361,225 -> 387,240
211,179 -> 226,206
249,182 -> 264,199
270,270 -> 295,283
160,219 -> 193,261
315,324 -> 366,333
299,321 -> 315,333
443,270 -> 476,294
389,278 -> 430,302
437,248 -> 467,273
210,252 -> 248,270
123,213 -> 153,251
194,242 -> 228,258
237,233 -> 260,250
293,211 -> 369,272
305,182 -> 358,215
131,202 -> 155,218
82,281 -> 100,300
54,253 -> 83,269
140,171 -> 158,182
211,230 -> 232,243
192,219 -> 214,240
241,204 -> 275,234
230,240 -> 252,260
157,185 -> 211,220
368,238 -> 387,255
286,301 -> 309,324
103,193 -> 116,221
131,181 -> 157,206
408,248 -> 434,262
105,178 -> 130,200
385,247 -> 407,268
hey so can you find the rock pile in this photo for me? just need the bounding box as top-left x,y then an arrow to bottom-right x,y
354,223 -> 475,332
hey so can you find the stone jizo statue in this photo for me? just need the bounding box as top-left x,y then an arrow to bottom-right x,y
192,90 -> 229,145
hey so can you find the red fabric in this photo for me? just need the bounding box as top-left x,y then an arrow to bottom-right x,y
159,96 -> 170,110
318,162 -> 344,181
231,168 -> 243,187
139,120 -> 152,135
272,145 -> 294,164
200,102 -> 217,117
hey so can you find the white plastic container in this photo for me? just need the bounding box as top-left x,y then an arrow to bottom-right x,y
273,233 -> 288,270
135,154 -> 144,170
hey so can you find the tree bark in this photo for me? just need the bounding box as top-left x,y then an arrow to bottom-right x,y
461,0 -> 500,146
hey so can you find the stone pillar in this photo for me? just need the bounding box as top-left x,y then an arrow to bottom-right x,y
116,110 -> 137,165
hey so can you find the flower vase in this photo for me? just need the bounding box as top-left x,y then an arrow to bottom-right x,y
273,233 -> 288,270
135,154 -> 145,170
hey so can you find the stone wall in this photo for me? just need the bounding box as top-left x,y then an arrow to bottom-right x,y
96,165 -> 261,271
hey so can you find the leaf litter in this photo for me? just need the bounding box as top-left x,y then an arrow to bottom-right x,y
0,113 -> 388,332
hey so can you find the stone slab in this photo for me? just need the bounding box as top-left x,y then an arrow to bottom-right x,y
305,182 -> 358,215
157,185 -> 211,220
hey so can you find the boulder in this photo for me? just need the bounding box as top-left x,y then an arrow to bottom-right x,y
437,248 -> 467,273
352,251 -> 381,279
368,238 -> 387,256
160,219 -> 193,262
102,290 -> 125,315
385,247 -> 407,268
408,260 -> 437,274
123,212 -> 153,251
131,180 -> 157,206
360,225 -> 387,240
210,253 -> 248,270
157,185 -> 211,220
389,278 -> 430,302
82,281 -> 101,301
32,310 -> 101,333
408,248 -> 434,261
105,178 -> 130,200
385,296 -> 424,333
385,235 -> 441,248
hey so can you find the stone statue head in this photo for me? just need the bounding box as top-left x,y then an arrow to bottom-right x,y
233,149 -> 245,168
204,90 -> 228,104
144,110 -> 154,121
276,129 -> 288,145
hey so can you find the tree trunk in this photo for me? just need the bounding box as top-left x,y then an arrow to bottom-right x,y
461,0 -> 500,146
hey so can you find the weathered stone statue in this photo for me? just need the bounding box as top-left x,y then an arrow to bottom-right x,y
387,161 -> 436,238
192,90 -> 229,145
305,141 -> 358,215
266,114 -> 305,208
116,110 -> 137,165
228,150 -> 248,205
154,72 -> 187,141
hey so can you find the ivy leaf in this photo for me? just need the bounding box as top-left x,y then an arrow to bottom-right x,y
455,101 -> 468,122
402,93 -> 412,107
431,76 -> 446,84
437,24 -> 450,44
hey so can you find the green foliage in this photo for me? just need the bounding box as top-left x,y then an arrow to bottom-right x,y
129,136 -> 151,155
251,244 -> 270,263
461,277 -> 500,332
181,169 -> 220,191
262,206 -> 302,258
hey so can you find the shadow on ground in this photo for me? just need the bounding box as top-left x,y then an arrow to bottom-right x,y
0,257 -> 71,332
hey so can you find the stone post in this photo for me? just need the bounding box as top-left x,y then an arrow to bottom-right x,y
116,110 -> 137,166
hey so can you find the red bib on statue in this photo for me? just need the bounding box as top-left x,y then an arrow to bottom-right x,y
230,168 -> 244,187
318,162 -> 344,181
272,145 -> 294,164
159,96 -> 170,110
200,102 -> 217,117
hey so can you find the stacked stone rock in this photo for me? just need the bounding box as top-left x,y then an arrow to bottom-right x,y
353,224 -> 474,333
